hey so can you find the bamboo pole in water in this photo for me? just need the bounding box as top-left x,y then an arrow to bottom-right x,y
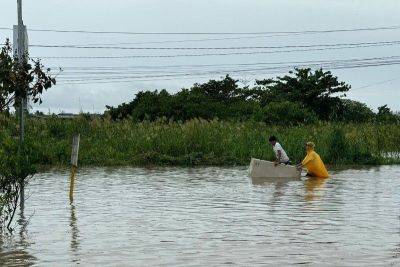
69,134 -> 80,202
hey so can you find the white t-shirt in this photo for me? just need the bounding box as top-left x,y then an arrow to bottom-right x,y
273,142 -> 290,163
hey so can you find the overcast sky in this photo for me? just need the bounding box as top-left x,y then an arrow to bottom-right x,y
1,0 -> 400,113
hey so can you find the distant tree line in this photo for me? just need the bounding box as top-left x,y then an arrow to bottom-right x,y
105,68 -> 399,124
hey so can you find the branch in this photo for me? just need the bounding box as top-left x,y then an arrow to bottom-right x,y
0,95 -> 16,112
6,186 -> 19,231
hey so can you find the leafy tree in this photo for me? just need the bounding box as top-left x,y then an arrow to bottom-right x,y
0,39 -> 56,113
377,105 -> 399,123
255,68 -> 351,120
0,40 -> 55,231
191,75 -> 240,102
105,69 -> 396,125
337,99 -> 375,123
106,75 -> 256,122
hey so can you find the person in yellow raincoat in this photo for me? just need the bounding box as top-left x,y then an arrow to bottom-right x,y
296,142 -> 329,178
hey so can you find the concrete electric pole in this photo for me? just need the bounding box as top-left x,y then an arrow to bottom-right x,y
15,0 -> 27,208
17,0 -> 25,143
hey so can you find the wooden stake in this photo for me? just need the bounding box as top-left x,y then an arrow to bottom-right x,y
69,165 -> 77,202
69,134 -> 80,202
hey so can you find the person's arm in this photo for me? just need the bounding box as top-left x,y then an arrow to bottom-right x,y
296,162 -> 303,170
297,153 -> 315,170
274,150 -> 282,165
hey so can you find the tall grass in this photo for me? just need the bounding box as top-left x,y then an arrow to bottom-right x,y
1,115 -> 399,166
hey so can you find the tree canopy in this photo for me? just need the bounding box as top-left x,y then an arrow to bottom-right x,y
255,68 -> 351,120
106,68 -> 396,124
0,40 -> 56,113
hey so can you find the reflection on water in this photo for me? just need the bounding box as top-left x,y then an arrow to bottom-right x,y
250,176 -> 301,186
250,176 -> 299,208
69,204 -> 80,264
305,177 -> 329,201
0,165 -> 399,266
0,209 -> 37,266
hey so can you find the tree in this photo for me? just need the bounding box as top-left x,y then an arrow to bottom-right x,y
191,75 -> 240,103
337,99 -> 375,123
0,39 -> 56,113
0,40 -> 56,231
104,69 -> 383,124
105,75 -> 255,122
377,105 -> 399,123
255,68 -> 351,120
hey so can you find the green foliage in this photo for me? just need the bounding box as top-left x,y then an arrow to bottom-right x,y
377,105 -> 399,123
0,134 -> 38,231
105,69 -> 394,124
256,68 -> 350,120
325,127 -> 379,165
107,75 -> 258,122
261,101 -> 318,125
1,116 -> 399,169
326,128 -> 348,164
0,40 -> 54,231
0,39 -> 56,112
337,99 -> 375,123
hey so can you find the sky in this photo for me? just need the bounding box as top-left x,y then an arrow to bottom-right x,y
1,0 -> 400,113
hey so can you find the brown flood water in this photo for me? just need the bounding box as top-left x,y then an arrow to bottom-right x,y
1,165 -> 399,266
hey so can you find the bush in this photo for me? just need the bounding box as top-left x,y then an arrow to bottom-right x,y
338,99 -> 375,123
376,105 -> 399,123
325,127 -> 378,164
0,135 -> 38,231
262,101 -> 318,125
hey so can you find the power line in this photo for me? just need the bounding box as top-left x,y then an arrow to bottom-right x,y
1,34 -> 326,46
58,71 -> 287,85
1,25 -> 400,35
52,57 -> 400,81
54,58 -> 400,77
49,55 -> 400,70
79,33 -> 314,46
28,40 -> 400,50
56,59 -> 400,84
352,77 -> 400,91
32,42 -> 400,59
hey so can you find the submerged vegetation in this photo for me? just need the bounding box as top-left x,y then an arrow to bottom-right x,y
1,115 -> 399,167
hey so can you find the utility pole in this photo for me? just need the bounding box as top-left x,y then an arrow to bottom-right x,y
14,0 -> 26,146
17,0 -> 26,208
17,0 -> 25,143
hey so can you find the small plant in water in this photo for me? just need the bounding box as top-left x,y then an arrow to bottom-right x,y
0,136 -> 37,232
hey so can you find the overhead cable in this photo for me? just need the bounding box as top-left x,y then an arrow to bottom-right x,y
1,25 -> 400,35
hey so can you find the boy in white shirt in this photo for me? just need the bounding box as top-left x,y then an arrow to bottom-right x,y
268,136 -> 290,165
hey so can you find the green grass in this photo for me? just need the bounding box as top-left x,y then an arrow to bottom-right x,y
1,115 -> 400,167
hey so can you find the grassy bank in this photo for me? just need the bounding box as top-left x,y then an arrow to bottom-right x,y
1,115 -> 400,166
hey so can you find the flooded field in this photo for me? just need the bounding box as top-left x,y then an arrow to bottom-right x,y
1,166 -> 399,266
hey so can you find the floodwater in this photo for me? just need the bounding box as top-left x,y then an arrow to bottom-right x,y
1,166 -> 399,266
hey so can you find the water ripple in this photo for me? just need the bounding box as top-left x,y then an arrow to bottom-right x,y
1,165 -> 400,266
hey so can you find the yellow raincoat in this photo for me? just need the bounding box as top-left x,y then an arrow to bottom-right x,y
302,148 -> 329,178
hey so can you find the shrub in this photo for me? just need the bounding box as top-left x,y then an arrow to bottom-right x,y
338,99 -> 375,123
262,101 -> 318,125
377,105 -> 399,123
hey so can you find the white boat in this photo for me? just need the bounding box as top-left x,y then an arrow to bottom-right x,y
249,158 -> 301,179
